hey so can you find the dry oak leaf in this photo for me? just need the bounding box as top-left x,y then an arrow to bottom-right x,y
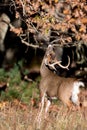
63,9 -> 70,15
79,24 -> 86,33
68,18 -> 76,24
81,18 -> 87,24
54,0 -> 59,3
81,34 -> 87,42
76,33 -> 81,40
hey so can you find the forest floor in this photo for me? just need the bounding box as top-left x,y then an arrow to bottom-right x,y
0,100 -> 87,130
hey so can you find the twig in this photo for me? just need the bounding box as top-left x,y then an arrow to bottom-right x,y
21,39 -> 41,49
10,0 -> 16,12
19,0 -> 26,16
30,22 -> 38,33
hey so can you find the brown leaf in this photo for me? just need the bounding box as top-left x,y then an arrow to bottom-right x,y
81,34 -> 87,42
10,27 -> 23,36
63,9 -> 70,15
73,9 -> 79,18
55,0 -> 59,3
81,18 -> 87,24
79,24 -> 86,33
65,37 -> 72,42
68,18 -> 76,24
76,33 -> 81,40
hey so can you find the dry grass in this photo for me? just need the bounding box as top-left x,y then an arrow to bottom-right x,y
0,101 -> 87,130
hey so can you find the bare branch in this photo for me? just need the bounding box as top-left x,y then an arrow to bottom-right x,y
19,0 -> 26,16
21,39 -> 40,48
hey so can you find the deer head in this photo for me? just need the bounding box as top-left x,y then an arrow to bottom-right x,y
45,45 -> 70,70
40,44 -> 70,77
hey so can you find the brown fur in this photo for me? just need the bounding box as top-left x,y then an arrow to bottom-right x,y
39,46 -> 78,109
39,45 -> 85,111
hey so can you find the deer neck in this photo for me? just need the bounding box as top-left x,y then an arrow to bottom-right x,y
40,59 -> 55,78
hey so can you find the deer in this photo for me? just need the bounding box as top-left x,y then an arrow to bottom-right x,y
39,44 -> 85,116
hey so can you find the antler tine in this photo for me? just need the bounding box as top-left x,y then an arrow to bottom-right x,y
56,56 -> 70,70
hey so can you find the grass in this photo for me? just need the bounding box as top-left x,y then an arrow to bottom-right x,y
0,102 -> 87,130
0,61 -> 87,130
0,62 -> 40,104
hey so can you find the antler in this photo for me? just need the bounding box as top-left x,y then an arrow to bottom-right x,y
55,56 -> 70,70
45,58 -> 60,71
45,55 -> 70,70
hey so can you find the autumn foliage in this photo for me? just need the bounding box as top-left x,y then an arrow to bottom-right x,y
11,0 -> 87,46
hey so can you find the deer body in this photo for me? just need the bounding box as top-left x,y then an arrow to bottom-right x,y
39,45 -> 84,112
40,60 -> 84,108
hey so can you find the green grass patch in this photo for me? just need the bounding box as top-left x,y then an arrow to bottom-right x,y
0,62 -> 40,104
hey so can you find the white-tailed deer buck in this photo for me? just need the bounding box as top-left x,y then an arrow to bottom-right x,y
39,45 -> 85,113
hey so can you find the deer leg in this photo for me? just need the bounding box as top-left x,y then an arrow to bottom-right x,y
62,101 -> 74,117
40,92 -> 46,113
45,99 -> 51,113
36,92 -> 47,129
37,92 -> 46,122
45,99 -> 51,118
